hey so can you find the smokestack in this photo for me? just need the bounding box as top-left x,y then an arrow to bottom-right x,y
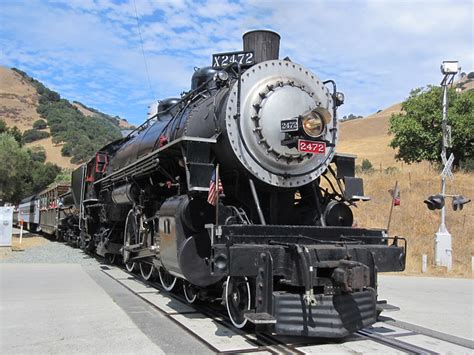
243,30 -> 280,64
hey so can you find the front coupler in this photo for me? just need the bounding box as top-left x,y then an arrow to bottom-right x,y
209,225 -> 406,338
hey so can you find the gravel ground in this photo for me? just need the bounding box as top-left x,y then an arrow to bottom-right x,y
1,236 -> 99,265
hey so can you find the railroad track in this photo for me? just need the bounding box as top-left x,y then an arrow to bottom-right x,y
100,264 -> 473,354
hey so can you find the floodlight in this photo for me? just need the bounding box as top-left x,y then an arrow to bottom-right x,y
441,61 -> 460,75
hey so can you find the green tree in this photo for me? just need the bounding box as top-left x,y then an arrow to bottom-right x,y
0,132 -> 61,203
0,120 -> 23,145
54,168 -> 72,184
361,159 -> 374,173
61,142 -> 73,156
9,126 -> 23,145
389,86 -> 474,167
28,146 -> 46,163
31,162 -> 61,191
33,119 -> 47,129
22,129 -> 50,143
0,133 -> 32,203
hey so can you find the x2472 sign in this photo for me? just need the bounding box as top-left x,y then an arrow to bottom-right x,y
212,51 -> 255,69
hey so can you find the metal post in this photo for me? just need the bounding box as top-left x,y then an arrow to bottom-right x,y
249,179 -> 266,225
435,73 -> 453,271
19,220 -> 23,244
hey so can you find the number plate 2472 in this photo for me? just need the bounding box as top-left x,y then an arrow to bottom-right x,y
298,140 -> 326,154
280,118 -> 298,132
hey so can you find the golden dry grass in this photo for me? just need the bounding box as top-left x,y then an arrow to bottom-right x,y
355,164 -> 473,277
0,66 -> 79,169
338,103 -> 403,167
337,103 -> 473,277
25,130 -> 78,169
0,66 -> 42,131
72,101 -> 96,117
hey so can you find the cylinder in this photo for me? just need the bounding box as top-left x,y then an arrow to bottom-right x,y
243,30 -> 280,63
111,184 -> 137,205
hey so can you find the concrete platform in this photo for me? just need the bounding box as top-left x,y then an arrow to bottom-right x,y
1,260 -> 472,354
378,275 -> 474,341
0,264 -> 210,354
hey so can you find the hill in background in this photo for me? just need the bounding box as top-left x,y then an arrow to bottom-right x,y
0,66 -> 134,168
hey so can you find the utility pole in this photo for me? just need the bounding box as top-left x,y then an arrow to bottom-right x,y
435,61 -> 459,271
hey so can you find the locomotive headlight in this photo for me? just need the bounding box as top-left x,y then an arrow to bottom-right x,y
335,92 -> 345,106
216,71 -> 229,82
301,111 -> 324,137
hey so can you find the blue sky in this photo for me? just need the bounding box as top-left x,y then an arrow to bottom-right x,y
1,0 -> 472,125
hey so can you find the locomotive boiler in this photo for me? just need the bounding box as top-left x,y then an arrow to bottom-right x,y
71,30 -> 406,337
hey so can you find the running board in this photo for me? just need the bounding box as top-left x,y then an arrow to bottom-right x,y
244,312 -> 277,324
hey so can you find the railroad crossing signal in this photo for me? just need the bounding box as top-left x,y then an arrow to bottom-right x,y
452,196 -> 471,211
424,195 -> 445,210
440,152 -> 454,180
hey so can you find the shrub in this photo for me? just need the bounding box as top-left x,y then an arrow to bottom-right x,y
460,157 -> 474,172
384,166 -> 400,175
33,119 -> 47,129
361,159 -> 374,173
61,143 -> 73,157
22,129 -> 50,143
29,147 -> 46,163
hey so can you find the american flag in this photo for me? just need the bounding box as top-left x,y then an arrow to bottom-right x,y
207,170 -> 223,206
389,182 -> 401,206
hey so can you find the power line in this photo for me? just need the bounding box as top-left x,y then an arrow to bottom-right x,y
133,0 -> 155,100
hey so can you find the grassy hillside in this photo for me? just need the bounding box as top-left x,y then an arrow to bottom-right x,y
338,100 -> 473,277
72,101 -> 134,129
0,66 -> 132,167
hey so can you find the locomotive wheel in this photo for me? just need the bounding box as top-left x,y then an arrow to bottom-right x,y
123,209 -> 139,268
125,262 -> 136,272
140,262 -> 155,281
225,276 -> 251,329
183,281 -> 198,304
158,267 -> 177,291
105,253 -> 116,265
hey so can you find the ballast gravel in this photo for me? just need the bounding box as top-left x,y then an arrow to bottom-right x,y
1,236 -> 99,265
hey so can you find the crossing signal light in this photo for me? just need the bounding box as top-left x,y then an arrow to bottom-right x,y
424,195 -> 445,210
452,196 -> 471,211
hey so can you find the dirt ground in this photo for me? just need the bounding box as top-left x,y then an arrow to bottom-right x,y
0,234 -> 47,260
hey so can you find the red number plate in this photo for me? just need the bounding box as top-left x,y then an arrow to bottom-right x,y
297,140 -> 326,154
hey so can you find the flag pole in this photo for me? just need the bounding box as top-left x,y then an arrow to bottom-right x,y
215,164 -> 220,226
386,180 -> 398,233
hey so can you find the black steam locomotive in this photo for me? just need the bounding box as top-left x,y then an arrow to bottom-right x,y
54,31 -> 405,337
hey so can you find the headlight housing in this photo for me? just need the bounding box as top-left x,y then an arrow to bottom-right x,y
301,111 -> 325,137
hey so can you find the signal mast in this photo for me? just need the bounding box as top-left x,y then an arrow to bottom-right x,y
424,61 -> 470,271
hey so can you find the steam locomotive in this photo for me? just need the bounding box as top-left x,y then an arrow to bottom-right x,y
21,31 -> 406,338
